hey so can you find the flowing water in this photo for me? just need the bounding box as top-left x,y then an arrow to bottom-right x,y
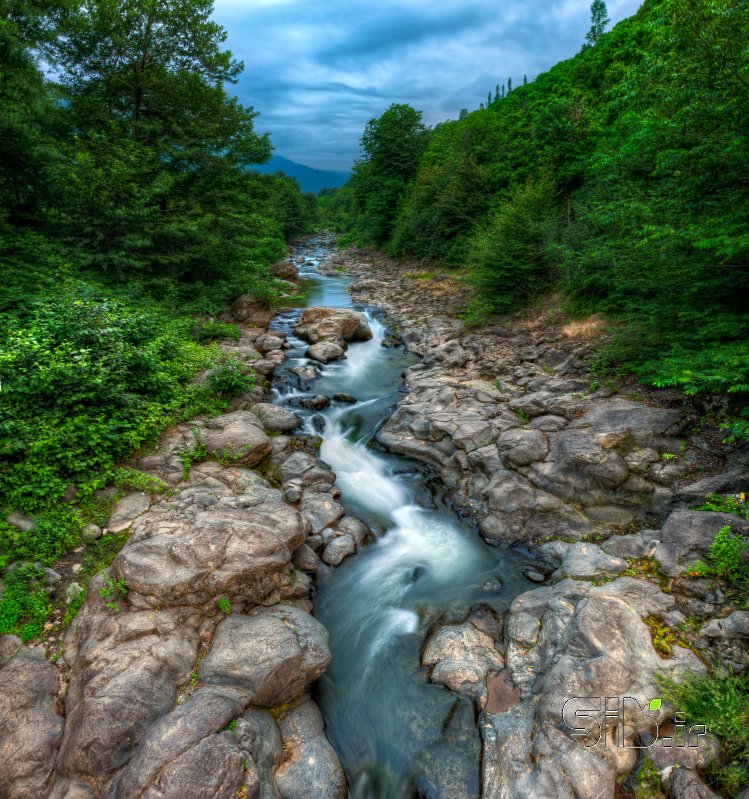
271,237 -> 537,799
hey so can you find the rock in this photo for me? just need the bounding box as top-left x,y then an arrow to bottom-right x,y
5,512 -> 34,532
0,647 -> 64,799
107,492 -> 151,533
56,605 -> 200,787
236,709 -> 283,799
0,635 -> 22,666
654,509 -> 749,577
255,333 -> 286,353
332,393 -> 357,404
272,259 -> 299,281
107,686 -> 252,799
701,611 -> 749,641
293,544 -> 320,574
114,502 -> 305,606
275,700 -> 346,799
231,294 -> 273,327
584,505 -> 635,525
482,577 -> 705,799
297,394 -> 330,411
497,428 -> 549,467
334,516 -> 371,546
601,531 -> 659,559
524,569 -> 546,583
82,523 -> 102,542
300,495 -> 345,534
44,567 -> 63,584
667,768 -> 722,799
322,534 -> 356,566
307,342 -> 345,363
538,541 -> 629,582
199,606 -> 331,706
422,622 -> 503,706
251,403 -> 300,433
294,307 -> 372,346
200,411 -> 272,467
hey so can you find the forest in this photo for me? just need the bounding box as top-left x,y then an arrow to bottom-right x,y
322,0 -> 748,437
0,0 -> 316,637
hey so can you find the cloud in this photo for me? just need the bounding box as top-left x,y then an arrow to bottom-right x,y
213,0 -> 643,171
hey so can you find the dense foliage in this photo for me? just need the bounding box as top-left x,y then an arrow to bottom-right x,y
332,0 -> 748,426
0,0 -> 316,635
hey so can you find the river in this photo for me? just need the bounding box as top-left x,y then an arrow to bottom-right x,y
270,236 -> 537,799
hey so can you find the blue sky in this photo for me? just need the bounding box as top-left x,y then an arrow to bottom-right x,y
212,0 -> 643,172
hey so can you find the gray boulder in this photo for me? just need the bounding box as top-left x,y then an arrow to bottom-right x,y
307,342 -> 345,363
322,534 -> 356,566
199,411 -> 272,467
199,606 -> 331,706
107,492 -> 150,533
654,509 -> 749,576
251,403 -> 300,433
294,307 -> 371,346
538,541 -> 629,582
274,700 -> 346,799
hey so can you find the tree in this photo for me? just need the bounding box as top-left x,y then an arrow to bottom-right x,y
495,84 -> 500,102
584,0 -> 609,47
507,76 -> 512,93
524,74 -> 528,85
488,92 -> 492,106
351,103 -> 429,244
50,0 -> 272,282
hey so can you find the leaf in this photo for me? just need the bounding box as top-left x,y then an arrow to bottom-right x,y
649,698 -> 662,711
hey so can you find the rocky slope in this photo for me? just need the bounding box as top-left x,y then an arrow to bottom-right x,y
0,310 -> 360,799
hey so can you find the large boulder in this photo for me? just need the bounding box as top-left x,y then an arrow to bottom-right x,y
307,341 -> 345,363
107,492 -> 151,533
251,403 -> 300,433
231,295 -> 273,327
654,508 -> 749,577
294,307 -> 371,347
199,606 -> 331,706
422,622 -> 503,707
274,700 -> 347,799
56,604 -> 201,787
271,259 -> 299,281
0,647 -> 64,798
114,502 -> 306,607
199,411 -> 272,467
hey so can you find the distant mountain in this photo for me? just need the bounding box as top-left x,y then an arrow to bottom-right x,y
252,155 -> 350,193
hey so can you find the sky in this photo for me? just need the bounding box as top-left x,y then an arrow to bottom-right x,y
212,0 -> 643,172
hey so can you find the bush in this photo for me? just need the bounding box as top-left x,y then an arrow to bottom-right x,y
657,670 -> 749,798
0,563 -> 52,641
208,359 -> 257,397
190,321 -> 241,343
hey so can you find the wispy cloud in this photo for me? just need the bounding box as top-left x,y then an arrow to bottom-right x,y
213,0 -> 642,171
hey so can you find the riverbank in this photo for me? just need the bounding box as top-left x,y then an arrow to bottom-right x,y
0,234 -> 746,799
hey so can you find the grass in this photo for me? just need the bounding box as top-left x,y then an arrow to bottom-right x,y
657,670 -> 749,798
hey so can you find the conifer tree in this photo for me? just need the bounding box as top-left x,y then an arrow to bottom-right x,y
584,0 -> 609,47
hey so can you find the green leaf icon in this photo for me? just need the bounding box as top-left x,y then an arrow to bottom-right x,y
649,698 -> 662,712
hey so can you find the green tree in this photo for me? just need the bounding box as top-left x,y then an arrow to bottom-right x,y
350,103 -> 429,244
584,0 -> 609,47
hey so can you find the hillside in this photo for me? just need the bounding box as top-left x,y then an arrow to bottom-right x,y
253,154 -> 350,193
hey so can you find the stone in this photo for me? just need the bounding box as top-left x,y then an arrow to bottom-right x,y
654,509 -> 749,577
107,492 -> 151,533
322,534 -> 357,566
0,635 -> 22,666
56,605 -> 200,787
524,569 -> 546,583
307,342 -> 345,363
332,393 -> 357,404
0,647 -> 64,798
82,523 -> 102,542
107,686 -> 252,799
584,505 -> 635,526
272,258 -> 300,281
422,622 -> 503,706
199,606 -> 331,706
255,333 -> 286,353
66,582 -> 83,601
497,428 -> 549,467
274,700 -> 347,799
199,411 -> 272,467
538,541 -> 629,582
114,502 -> 305,607
236,709 -> 283,799
297,394 -> 330,411
294,307 -> 372,346
334,516 -> 371,546
701,611 -> 749,641
5,512 -> 34,531
300,495 -> 345,534
667,768 -> 722,799
293,544 -> 320,574
231,294 -> 273,327
251,403 -> 300,433
601,532 -> 659,559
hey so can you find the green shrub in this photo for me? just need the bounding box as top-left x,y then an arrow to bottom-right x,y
695,494 -> 749,520
0,563 -> 52,641
190,321 -> 241,343
657,670 -> 749,798
208,359 -> 257,397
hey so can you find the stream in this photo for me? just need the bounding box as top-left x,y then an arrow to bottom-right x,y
270,237 -> 538,799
